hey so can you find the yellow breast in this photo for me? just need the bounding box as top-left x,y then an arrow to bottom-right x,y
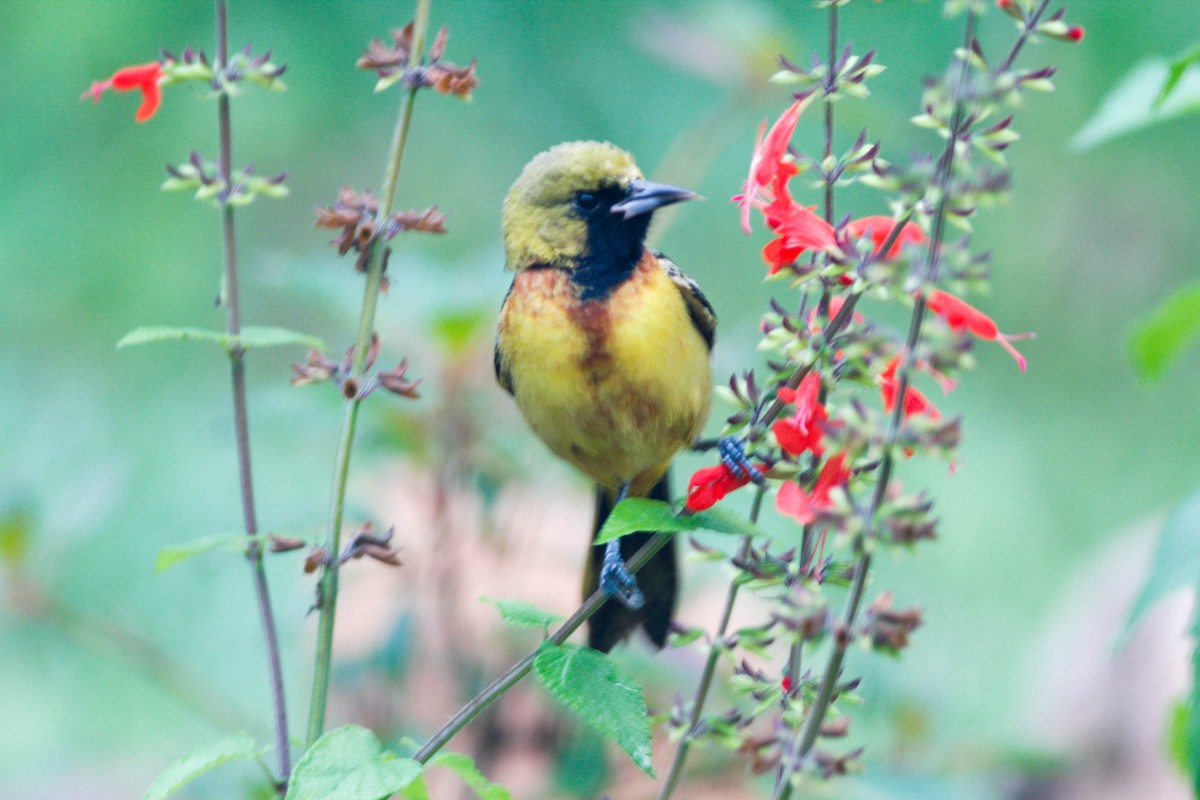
496,253 -> 711,495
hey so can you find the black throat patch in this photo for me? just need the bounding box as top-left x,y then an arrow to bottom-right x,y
573,195 -> 652,302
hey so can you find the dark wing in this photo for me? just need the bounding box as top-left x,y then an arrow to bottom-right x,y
495,282 -> 515,395
653,250 -> 716,351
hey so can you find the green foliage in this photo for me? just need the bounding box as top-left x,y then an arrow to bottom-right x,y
143,732 -> 261,800
1119,489 -> 1200,648
117,325 -> 324,353
0,505 -> 31,567
480,596 -> 563,630
153,533 -> 273,573
533,642 -> 655,777
1130,282 -> 1200,382
593,498 -> 767,544
284,726 -> 420,800
1157,44 -> 1200,107
1072,51 -> 1200,150
423,752 -> 511,800
1189,650 -> 1200,797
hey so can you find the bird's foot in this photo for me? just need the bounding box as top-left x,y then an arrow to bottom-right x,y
718,436 -> 764,483
600,538 -> 644,609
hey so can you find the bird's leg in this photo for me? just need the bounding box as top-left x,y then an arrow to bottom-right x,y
718,436 -> 764,483
599,481 -> 645,610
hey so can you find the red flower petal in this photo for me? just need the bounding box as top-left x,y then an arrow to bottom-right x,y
739,97 -> 813,233
686,463 -> 756,511
81,61 -> 165,123
772,372 -> 827,456
926,289 -> 1030,371
847,215 -> 927,259
879,357 -> 941,420
775,451 -> 849,525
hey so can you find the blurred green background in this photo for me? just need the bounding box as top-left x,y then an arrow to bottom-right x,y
3,1 -> 1198,798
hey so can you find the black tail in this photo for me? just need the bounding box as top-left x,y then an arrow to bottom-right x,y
584,475 -> 678,653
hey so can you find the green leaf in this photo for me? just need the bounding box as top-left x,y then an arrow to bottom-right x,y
593,498 -> 766,545
1072,58 -> 1200,151
144,732 -> 260,800
1168,699 -> 1191,778
285,725 -> 421,800
396,775 -> 430,800
1117,489 -> 1200,648
117,325 -> 323,352
1157,43 -> 1200,107
154,533 -> 267,573
0,505 -> 32,567
427,752 -> 512,800
118,326 -> 230,349
1189,648 -> 1200,795
1130,283 -> 1200,381
533,643 -> 654,776
480,596 -> 563,629
235,326 -> 325,351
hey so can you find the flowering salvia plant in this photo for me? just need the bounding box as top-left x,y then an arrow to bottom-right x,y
81,0 -> 1080,797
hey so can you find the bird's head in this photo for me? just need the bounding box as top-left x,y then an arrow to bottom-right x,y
502,141 -> 697,272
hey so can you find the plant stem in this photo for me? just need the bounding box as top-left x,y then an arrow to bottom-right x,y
413,532 -> 671,763
214,0 -> 290,784
772,9 -> 979,796
304,0 -> 431,749
655,486 -> 765,800
998,0 -> 1053,73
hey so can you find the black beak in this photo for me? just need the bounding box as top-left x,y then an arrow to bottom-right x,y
610,178 -> 699,220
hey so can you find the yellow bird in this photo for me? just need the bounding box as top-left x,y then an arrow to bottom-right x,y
495,141 -> 715,652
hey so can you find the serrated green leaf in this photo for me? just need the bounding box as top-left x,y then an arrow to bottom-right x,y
1130,283 -> 1200,381
480,596 -> 563,629
155,533 -> 267,573
427,752 -> 511,800
285,725 -> 420,800
1073,59 -> 1200,151
1117,489 -> 1200,649
118,326 -> 230,349
144,732 -> 259,800
593,498 -> 767,545
533,643 -> 654,776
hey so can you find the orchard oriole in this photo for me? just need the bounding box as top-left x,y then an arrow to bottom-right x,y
495,141 -> 715,652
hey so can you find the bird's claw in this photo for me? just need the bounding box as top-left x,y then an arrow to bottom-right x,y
718,436 -> 764,483
600,539 -> 644,609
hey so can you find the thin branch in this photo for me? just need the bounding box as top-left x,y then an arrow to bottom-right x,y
655,486 -> 766,800
215,0 -> 290,784
413,532 -> 671,763
304,0 -> 432,749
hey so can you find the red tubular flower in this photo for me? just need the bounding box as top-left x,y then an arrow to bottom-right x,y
82,62 -> 165,123
879,357 -> 940,420
772,372 -> 827,456
761,203 -> 837,274
775,451 -> 850,525
847,215 -> 927,259
1067,25 -> 1085,42
686,462 -> 762,511
925,289 -> 1030,371
737,97 -> 813,234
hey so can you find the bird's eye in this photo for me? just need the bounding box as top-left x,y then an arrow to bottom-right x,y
574,192 -> 600,213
